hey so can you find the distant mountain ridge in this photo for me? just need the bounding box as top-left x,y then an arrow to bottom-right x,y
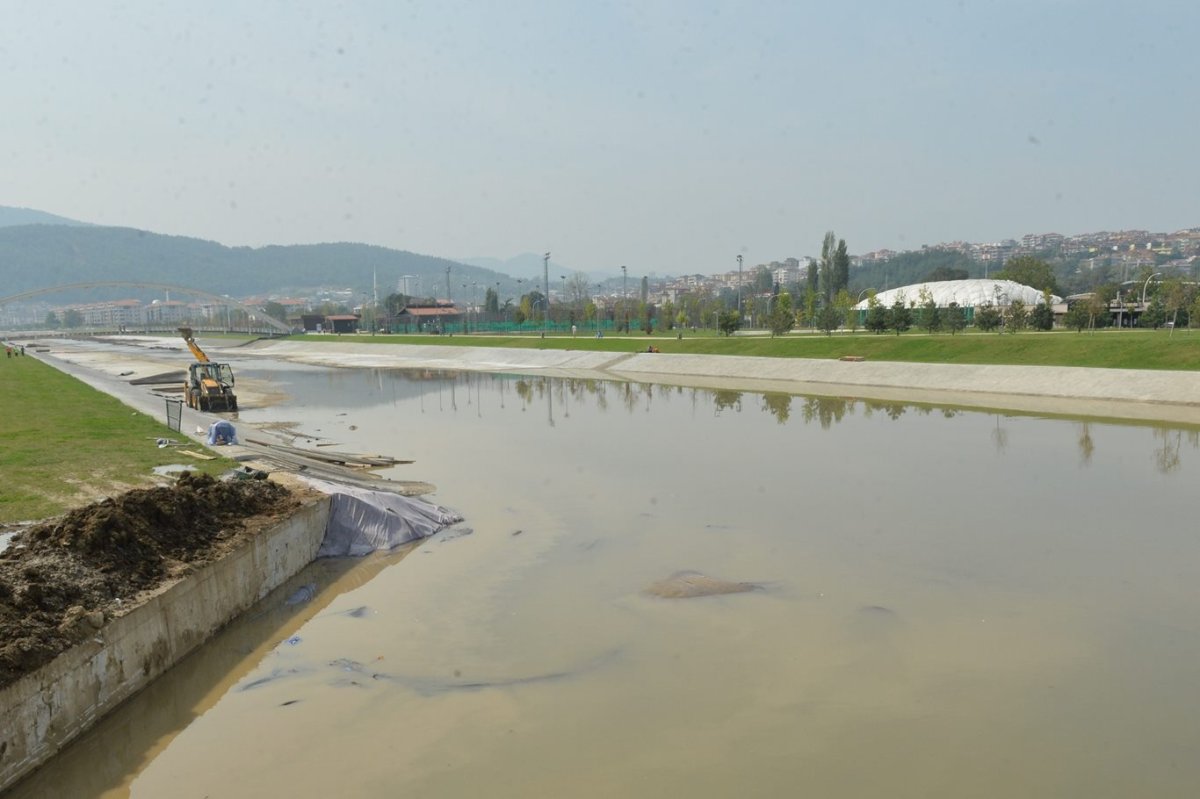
0,215 -> 522,302
0,206 -> 90,228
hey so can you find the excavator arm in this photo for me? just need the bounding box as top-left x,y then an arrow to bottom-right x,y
178,326 -> 210,363
179,327 -> 238,412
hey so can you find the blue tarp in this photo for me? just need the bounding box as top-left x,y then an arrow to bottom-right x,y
207,420 -> 238,446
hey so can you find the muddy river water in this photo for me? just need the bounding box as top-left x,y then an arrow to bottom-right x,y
15,360 -> 1200,798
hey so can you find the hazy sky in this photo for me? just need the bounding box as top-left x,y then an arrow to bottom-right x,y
3,1 -> 1197,274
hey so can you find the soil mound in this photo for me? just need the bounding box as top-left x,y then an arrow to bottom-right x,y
0,473 -> 301,689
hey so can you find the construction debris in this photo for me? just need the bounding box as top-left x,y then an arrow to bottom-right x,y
244,438 -> 409,469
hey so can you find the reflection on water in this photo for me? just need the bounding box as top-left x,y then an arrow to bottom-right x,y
1078,422 -> 1096,466
343,369 -> 1198,469
20,366 -> 1200,798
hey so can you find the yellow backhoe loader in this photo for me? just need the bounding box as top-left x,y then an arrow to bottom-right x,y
178,326 -> 238,412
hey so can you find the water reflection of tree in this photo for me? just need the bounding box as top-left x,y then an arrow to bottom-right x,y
1153,428 -> 1182,474
761,392 -> 791,424
712,389 -> 742,415
622,382 -> 638,414
1077,422 -> 1094,467
589,379 -> 608,411
798,396 -> 849,428
515,378 -> 533,408
862,399 -> 908,420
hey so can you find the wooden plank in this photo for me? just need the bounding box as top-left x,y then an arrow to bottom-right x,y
244,438 -> 410,467
178,449 -> 217,461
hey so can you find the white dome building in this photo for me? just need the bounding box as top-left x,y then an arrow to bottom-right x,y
852,279 -> 1061,310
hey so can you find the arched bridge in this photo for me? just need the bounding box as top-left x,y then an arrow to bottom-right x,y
0,281 -> 293,334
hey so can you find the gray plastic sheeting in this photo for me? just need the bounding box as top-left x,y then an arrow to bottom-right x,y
299,478 -> 464,557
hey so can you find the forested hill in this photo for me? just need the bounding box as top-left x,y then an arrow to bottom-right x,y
0,224 -> 513,300
0,207 -> 90,228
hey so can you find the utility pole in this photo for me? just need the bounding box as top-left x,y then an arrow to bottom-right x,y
621,265 -> 628,332
543,252 -> 551,334
736,254 -> 743,319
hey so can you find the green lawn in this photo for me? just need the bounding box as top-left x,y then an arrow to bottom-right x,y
295,328 -> 1200,371
0,355 -> 234,523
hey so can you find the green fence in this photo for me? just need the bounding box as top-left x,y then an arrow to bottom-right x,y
385,319 -> 647,336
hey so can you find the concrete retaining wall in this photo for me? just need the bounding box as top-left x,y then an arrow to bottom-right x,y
0,497 -> 331,792
249,341 -> 1200,425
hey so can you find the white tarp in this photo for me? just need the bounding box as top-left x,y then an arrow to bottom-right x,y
299,478 -> 463,557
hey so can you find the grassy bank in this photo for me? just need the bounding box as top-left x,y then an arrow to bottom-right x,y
297,328 -> 1200,371
0,355 -> 233,523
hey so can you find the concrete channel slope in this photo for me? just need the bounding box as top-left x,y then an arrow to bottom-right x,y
253,340 -> 1200,425
0,501 -> 331,792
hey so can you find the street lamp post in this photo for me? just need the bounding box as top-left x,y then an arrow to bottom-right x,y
737,254 -> 743,322
1141,272 -> 1162,306
621,265 -> 628,333
532,296 -> 547,331
543,252 -> 551,335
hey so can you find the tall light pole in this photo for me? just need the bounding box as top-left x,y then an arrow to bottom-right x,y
621,265 -> 628,333
736,254 -> 743,322
515,279 -> 525,331
543,252 -> 551,335
472,282 -> 478,333
445,266 -> 452,306
1141,272 -> 1162,306
372,266 -> 378,336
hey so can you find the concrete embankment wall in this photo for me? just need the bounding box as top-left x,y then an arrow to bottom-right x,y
252,340 -> 1200,425
0,497 -> 332,792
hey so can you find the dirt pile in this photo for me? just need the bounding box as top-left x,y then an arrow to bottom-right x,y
0,473 -> 302,689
